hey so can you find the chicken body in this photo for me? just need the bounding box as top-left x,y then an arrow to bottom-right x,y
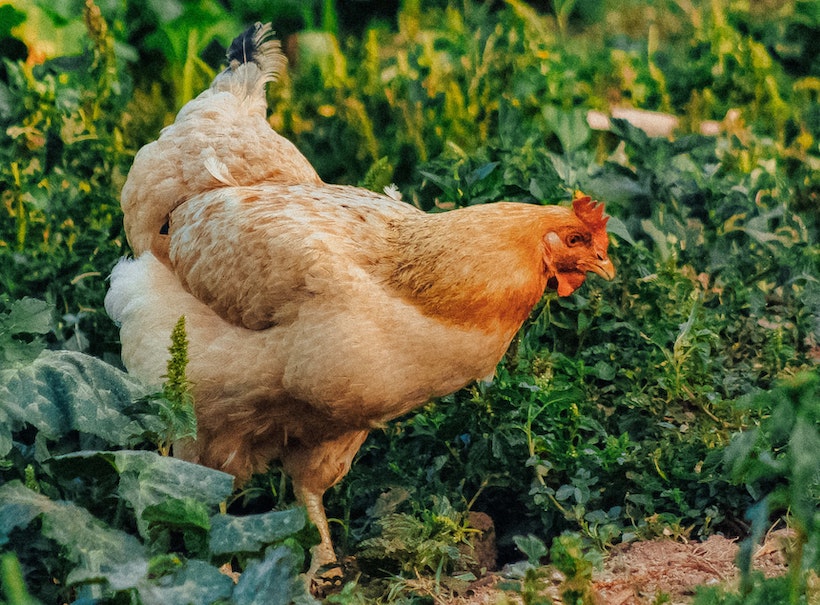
105,23 -> 614,579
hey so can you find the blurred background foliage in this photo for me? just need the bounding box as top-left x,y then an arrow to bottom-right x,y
0,0 -> 817,601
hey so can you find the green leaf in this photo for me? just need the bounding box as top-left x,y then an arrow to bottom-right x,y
360,156 -> 395,193
592,361 -> 617,381
1,2 -> 86,59
56,450 -> 234,540
0,298 -> 53,366
789,417 -> 820,527
0,481 -> 149,591
550,533 -> 594,579
233,544 -> 313,605
0,552 -> 42,605
0,350 -> 150,457
466,162 -> 498,187
727,206 -> 802,250
606,216 -> 636,245
512,534 -> 548,566
419,169 -> 457,197
114,450 -> 234,505
210,508 -> 307,556
145,0 -> 184,23
1,297 -> 52,335
143,498 -> 211,532
0,5 -> 26,38
555,484 -> 576,501
641,219 -> 671,262
609,118 -> 650,150
136,559 -> 233,605
543,106 -> 590,153
143,498 -> 212,556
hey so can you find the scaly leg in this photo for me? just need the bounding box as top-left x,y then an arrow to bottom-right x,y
282,429 -> 369,582
293,484 -> 338,577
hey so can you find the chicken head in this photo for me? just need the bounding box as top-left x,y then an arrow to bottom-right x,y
542,196 -> 615,296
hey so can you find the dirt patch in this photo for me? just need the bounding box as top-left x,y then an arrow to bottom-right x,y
438,529 -> 793,604
590,531 -> 789,604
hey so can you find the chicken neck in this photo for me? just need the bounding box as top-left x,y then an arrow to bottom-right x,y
385,202 -> 562,334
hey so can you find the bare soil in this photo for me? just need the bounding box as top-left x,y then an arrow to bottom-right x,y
426,529 -> 796,605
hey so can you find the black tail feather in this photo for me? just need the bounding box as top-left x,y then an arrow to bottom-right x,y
222,22 -> 285,85
227,22 -> 265,66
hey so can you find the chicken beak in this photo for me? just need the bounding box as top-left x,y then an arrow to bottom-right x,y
590,257 -> 616,281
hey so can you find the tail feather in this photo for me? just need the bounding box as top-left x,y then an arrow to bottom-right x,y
119,22 -> 320,258
227,22 -> 286,83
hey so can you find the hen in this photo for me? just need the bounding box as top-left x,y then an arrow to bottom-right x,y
105,23 -> 615,580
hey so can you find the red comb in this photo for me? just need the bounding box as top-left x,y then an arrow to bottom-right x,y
572,196 -> 609,233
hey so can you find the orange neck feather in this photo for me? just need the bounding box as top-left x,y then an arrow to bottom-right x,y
386,203 -> 571,333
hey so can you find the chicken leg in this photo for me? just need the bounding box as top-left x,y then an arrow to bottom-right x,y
282,429 -> 369,578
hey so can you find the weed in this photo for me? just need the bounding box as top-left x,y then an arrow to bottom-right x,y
120,315 -> 197,457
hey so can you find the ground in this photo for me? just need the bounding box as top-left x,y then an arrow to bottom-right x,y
412,528 -> 796,605
220,522 -> 799,603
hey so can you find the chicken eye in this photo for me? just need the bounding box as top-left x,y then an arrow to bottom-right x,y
566,233 -> 585,247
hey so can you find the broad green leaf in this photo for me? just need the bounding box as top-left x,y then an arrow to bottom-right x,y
512,534 -> 548,566
143,498 -> 212,556
586,169 -> 649,206
143,498 -> 211,532
210,507 -> 307,556
0,482 -> 43,542
233,544 -> 314,605
0,297 -> 53,366
609,118 -> 650,150
113,450 -> 234,507
0,482 -> 149,591
465,162 -> 498,187
137,559 -> 233,605
0,351 -> 149,457
592,361 -> 617,381
56,450 -> 234,539
418,169 -> 456,194
606,216 -> 636,245
1,297 -> 52,335
542,105 -> 590,153
555,484 -> 575,501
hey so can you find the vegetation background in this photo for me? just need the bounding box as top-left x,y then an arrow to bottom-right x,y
0,0 -> 817,603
